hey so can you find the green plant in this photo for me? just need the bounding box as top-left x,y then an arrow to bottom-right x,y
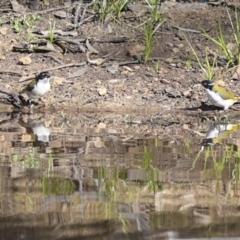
29,44 -> 39,52
202,8 -> 240,68
154,61 -> 161,72
23,15 -> 35,28
143,145 -> 160,192
48,21 -> 56,43
94,0 -> 130,22
12,148 -> 41,169
12,18 -> 22,32
143,18 -> 165,63
113,0 -> 129,20
94,0 -> 113,22
142,0 -> 165,62
184,33 -> 217,80
11,15 -> 42,33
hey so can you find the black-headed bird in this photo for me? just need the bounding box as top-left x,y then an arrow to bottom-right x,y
201,123 -> 240,147
19,71 -> 51,106
201,80 -> 240,110
19,118 -> 51,143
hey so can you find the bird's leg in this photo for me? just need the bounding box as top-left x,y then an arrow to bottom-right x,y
38,98 -> 46,106
218,109 -> 229,123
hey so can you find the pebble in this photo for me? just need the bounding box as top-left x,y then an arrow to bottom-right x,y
18,56 -> 32,65
0,27 -> 8,35
54,10 -> 67,19
98,87 -> 107,96
108,79 -> 125,84
53,77 -> 64,85
172,47 -> 179,53
165,58 -> 173,63
183,90 -> 191,97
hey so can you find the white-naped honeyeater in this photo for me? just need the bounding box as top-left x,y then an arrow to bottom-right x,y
201,80 -> 240,110
19,71 -> 51,106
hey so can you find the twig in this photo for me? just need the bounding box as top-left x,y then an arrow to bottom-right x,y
26,6 -> 69,15
73,0 -> 96,27
79,1 -> 95,27
0,70 -> 23,76
170,24 -> 202,34
43,54 -> 64,65
93,37 -> 129,43
0,9 -> 12,12
0,87 -> 22,107
0,112 -> 21,128
40,35 -> 86,52
19,62 -> 87,82
74,0 -> 83,25
118,60 -> 140,66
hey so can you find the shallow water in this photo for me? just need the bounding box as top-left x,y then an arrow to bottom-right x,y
0,109 -> 240,240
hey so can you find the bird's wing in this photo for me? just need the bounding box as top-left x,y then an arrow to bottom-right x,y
213,86 -> 236,100
19,79 -> 36,94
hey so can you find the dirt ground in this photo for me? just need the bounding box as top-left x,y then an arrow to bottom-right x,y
1,0 -> 240,115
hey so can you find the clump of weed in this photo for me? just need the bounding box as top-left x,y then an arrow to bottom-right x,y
11,14 -> 42,33
142,0 -> 165,62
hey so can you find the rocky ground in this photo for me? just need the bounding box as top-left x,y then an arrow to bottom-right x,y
1,0 -> 240,116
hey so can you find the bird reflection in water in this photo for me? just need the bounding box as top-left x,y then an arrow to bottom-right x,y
18,117 -> 51,143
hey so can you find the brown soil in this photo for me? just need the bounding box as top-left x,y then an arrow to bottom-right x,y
0,0 -> 240,115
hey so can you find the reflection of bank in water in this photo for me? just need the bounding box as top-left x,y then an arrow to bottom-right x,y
19,118 -> 51,143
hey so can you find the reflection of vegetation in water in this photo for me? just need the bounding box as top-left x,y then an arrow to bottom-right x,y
48,152 -> 54,176
98,168 -> 130,232
191,140 -> 240,194
143,144 -> 161,192
42,177 -> 76,195
11,145 -> 41,168
98,167 -> 127,201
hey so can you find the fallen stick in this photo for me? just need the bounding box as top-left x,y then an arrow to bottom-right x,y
19,62 -> 87,82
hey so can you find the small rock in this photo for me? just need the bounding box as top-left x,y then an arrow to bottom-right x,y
69,66 -> 88,78
64,0 -> 72,7
18,56 -> 32,65
176,62 -> 182,68
182,124 -> 188,130
125,96 -> 132,99
167,43 -> 173,48
183,90 -> 191,97
165,58 -> 173,63
53,77 -> 64,85
178,43 -> 184,48
0,27 -> 8,35
11,0 -> 26,13
98,122 -> 106,129
172,47 -> 179,53
127,4 -> 149,13
54,10 -> 67,19
108,79 -> 125,84
134,66 -> 140,70
106,61 -> 119,74
0,55 -> 6,60
98,87 -> 107,96
95,80 -> 102,85
121,70 -> 129,75
164,87 -> 181,97
123,66 -> 133,72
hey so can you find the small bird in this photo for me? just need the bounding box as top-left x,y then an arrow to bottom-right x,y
19,117 -> 51,143
19,71 -> 51,106
201,80 -> 240,110
201,123 -> 240,147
